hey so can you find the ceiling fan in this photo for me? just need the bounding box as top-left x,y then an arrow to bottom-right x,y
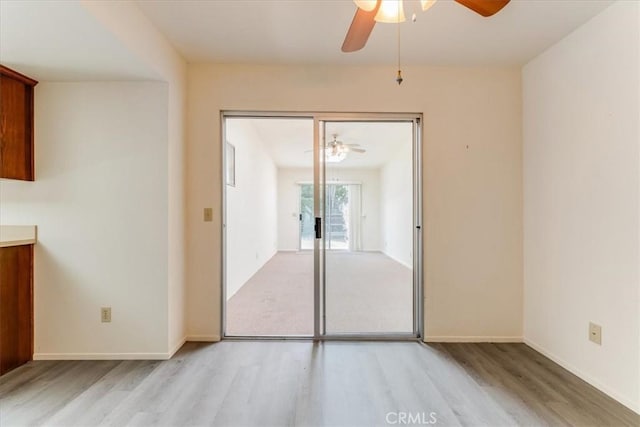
306,135 -> 366,163
325,135 -> 365,163
342,0 -> 511,53
328,135 -> 366,154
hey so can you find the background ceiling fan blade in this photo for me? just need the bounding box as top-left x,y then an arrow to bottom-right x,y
345,143 -> 361,147
349,148 -> 366,153
341,2 -> 380,53
454,0 -> 510,17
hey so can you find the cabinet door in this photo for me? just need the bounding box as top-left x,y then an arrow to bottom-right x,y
0,74 -> 34,180
0,245 -> 33,375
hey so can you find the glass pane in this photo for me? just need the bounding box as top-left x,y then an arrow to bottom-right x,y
323,121 -> 414,335
300,184 -> 314,250
326,184 -> 349,250
225,117 -> 314,336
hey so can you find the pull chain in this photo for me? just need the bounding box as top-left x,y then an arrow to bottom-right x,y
396,2 -> 403,85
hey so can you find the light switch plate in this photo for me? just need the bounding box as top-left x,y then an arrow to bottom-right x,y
589,322 -> 601,345
101,307 -> 112,323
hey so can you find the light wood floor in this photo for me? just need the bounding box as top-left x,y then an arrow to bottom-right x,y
1,341 -> 637,426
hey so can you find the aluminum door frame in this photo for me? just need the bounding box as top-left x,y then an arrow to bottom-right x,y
220,111 -> 423,341
315,114 -> 423,340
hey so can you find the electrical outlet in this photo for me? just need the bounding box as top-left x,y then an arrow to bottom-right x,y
101,307 -> 112,323
589,322 -> 601,345
203,208 -> 213,222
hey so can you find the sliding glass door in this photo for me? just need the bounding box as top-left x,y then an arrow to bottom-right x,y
318,119 -> 420,337
222,112 -> 422,339
223,116 -> 315,337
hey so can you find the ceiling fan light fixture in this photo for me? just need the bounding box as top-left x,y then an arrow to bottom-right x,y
375,0 -> 406,23
354,0 -> 434,19
343,0 -> 511,54
325,151 -> 347,163
420,0 -> 437,11
353,0 -> 378,12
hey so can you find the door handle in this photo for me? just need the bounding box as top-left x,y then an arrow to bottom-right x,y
314,217 -> 322,239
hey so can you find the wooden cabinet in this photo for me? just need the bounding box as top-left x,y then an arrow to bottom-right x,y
0,65 -> 38,181
0,245 -> 33,375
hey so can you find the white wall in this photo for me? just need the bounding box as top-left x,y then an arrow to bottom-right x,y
81,0 -> 188,351
226,120 -> 278,299
277,167 -> 381,251
0,82 -> 170,357
186,64 -> 522,341
380,132 -> 413,268
523,0 -> 640,412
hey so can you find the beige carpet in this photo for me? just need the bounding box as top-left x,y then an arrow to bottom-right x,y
226,251 -> 413,336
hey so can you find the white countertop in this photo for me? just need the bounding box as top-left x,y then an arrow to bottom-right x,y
0,225 -> 37,247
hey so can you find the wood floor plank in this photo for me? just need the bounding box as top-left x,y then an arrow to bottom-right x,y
441,344 -> 553,426
508,344 -> 640,426
0,341 -> 637,427
375,343 -> 461,425
417,343 -> 518,426
45,361 -> 160,427
442,343 -> 568,426
478,344 -> 616,426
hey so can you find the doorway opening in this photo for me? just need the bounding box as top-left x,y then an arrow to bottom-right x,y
222,113 -> 422,339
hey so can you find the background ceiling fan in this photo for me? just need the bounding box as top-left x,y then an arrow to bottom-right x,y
328,135 -> 366,154
305,135 -> 366,163
325,135 -> 365,163
342,0 -> 511,52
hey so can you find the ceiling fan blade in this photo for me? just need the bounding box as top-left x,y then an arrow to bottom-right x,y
454,0 -> 510,17
345,143 -> 361,147
349,148 -> 366,153
341,1 -> 380,53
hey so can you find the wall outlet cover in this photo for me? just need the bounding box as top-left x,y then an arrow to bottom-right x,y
589,322 -> 601,345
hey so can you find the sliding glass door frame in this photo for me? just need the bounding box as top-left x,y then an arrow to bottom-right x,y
220,111 -> 423,341
315,114 -> 423,340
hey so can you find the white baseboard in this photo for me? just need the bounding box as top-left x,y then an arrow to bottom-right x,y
33,335 -> 220,361
34,352 -> 173,360
185,334 -> 221,342
424,336 -> 523,343
382,251 -> 413,269
524,338 -> 640,415
169,336 -> 187,358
